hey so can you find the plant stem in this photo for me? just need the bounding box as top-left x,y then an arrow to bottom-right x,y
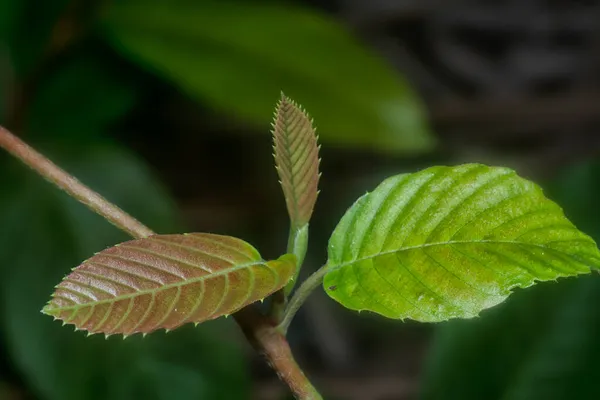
0,125 -> 322,399
235,307 -> 323,400
0,126 -> 154,239
285,224 -> 309,295
269,224 -> 309,321
278,265 -> 328,334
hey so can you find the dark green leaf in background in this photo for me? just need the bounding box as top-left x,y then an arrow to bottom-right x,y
0,0 -> 21,39
24,53 -> 138,137
324,164 -> 600,322
420,160 -> 600,400
2,0 -> 70,76
0,0 -> 22,123
0,141 -> 249,400
101,0 -> 433,153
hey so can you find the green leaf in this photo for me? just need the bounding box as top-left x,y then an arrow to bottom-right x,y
0,141 -> 249,400
44,234 -> 295,336
323,163 -> 600,322
0,0 -> 21,38
25,53 -> 138,137
272,94 -> 320,228
3,0 -> 69,76
101,0 -> 433,153
420,159 -> 600,400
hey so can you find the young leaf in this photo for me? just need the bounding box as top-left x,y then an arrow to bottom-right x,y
323,164 -> 600,322
43,233 -> 295,336
272,94 -> 320,228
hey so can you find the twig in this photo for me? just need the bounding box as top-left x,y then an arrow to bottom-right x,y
235,307 -> 322,400
0,125 -> 321,399
270,225 -> 310,321
0,126 -> 154,239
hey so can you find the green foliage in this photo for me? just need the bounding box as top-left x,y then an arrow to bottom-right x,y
323,164 -> 600,322
25,53 -> 138,137
421,276 -> 600,400
0,0 -> 20,37
1,0 -> 69,76
0,141 -> 249,400
420,160 -> 600,400
44,233 -> 296,336
101,0 -> 433,153
272,94 -> 320,229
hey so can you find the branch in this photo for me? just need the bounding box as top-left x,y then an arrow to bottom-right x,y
234,307 -> 322,400
0,126 -> 155,239
269,224 -> 309,321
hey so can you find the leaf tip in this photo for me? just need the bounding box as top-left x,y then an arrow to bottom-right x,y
271,93 -> 320,226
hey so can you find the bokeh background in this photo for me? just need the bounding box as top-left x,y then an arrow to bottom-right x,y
1,0 -> 600,399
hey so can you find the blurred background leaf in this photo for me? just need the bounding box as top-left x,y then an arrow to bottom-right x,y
0,0 -> 70,77
24,51 -> 138,137
0,140 -> 249,400
101,0 -> 433,153
420,160 -> 600,400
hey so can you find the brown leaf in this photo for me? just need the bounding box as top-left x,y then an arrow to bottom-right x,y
43,233 -> 295,337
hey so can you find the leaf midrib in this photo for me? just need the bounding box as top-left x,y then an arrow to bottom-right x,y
45,260 -> 267,312
329,239 -> 589,271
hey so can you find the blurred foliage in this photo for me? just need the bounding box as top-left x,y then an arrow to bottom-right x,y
0,142 -> 249,400
24,51 -> 138,137
102,0 -> 433,153
421,160 -> 600,400
0,0 -> 70,76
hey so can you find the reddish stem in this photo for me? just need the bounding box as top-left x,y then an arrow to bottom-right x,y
235,307 -> 322,399
0,126 -> 154,239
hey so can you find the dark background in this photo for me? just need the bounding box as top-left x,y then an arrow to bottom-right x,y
1,0 -> 600,399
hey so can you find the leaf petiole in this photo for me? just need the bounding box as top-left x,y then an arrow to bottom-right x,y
268,224 -> 309,321
278,264 -> 328,334
285,224 -> 309,294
